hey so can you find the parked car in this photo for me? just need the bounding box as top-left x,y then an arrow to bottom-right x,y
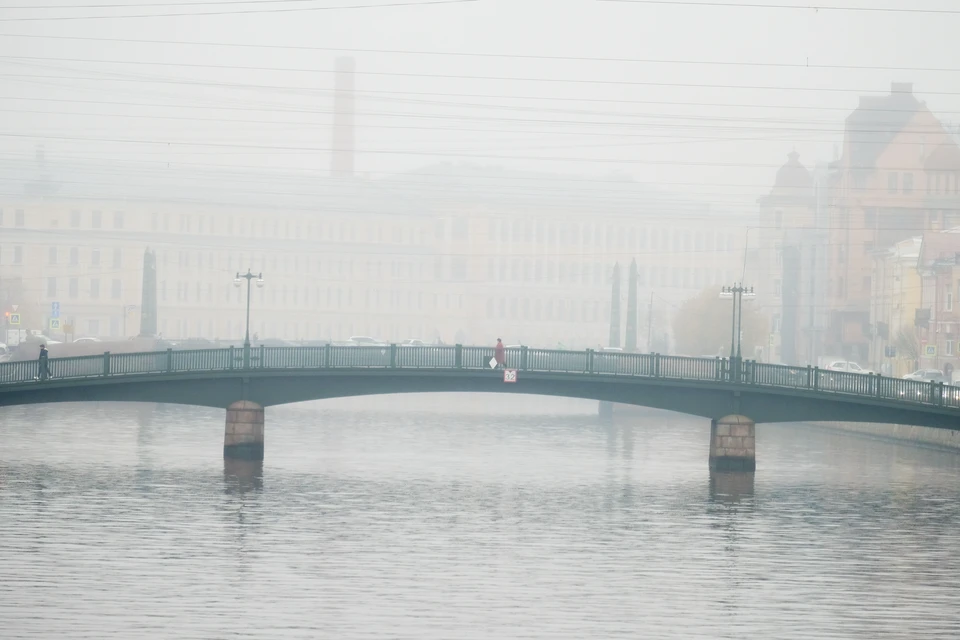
72,336 -> 101,343
903,369 -> 949,384
825,361 -> 873,374
400,339 -> 426,347
346,336 -> 384,346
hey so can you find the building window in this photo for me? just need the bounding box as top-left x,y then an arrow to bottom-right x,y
91,249 -> 100,267
111,279 -> 121,299
112,248 -> 122,268
947,291 -> 954,312
774,279 -> 782,297
69,278 -> 78,298
90,278 -> 100,299
91,210 -> 102,229
47,277 -> 57,297
71,210 -> 81,228
48,246 -> 57,265
113,211 -> 124,229
13,246 -> 22,264
70,247 -> 79,265
15,209 -> 24,227
947,340 -> 955,356
772,314 -> 781,334
863,276 -> 871,292
903,173 -> 913,194
87,319 -> 100,336
887,173 -> 898,194
774,209 -> 783,228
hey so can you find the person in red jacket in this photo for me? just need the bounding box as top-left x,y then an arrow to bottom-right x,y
495,338 -> 506,369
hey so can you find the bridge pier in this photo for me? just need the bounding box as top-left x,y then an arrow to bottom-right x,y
224,400 -> 264,460
709,414 -> 756,472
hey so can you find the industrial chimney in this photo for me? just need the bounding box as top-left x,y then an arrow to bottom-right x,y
331,57 -> 355,178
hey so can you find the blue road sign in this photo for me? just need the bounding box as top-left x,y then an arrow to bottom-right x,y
51,301 -> 60,318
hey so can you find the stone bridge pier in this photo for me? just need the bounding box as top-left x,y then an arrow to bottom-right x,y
224,400 -> 265,460
708,414 -> 756,472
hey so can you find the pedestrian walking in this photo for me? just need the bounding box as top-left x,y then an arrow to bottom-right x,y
37,344 -> 50,381
495,338 -> 506,369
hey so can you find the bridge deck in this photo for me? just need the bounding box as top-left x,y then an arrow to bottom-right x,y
1,345 -> 957,414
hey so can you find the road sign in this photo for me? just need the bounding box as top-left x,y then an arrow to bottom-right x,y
9,313 -> 20,325
49,318 -> 61,331
63,323 -> 74,334
51,301 -> 60,318
489,357 -> 498,369
503,369 -> 518,383
11,304 -> 18,312
924,344 -> 937,357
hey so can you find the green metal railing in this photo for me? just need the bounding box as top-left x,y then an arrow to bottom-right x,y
1,346 -> 958,411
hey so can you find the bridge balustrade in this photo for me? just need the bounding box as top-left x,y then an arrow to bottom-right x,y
2,345 -> 959,412
396,345 -> 456,368
526,348 -> 589,373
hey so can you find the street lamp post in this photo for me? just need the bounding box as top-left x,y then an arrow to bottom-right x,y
720,283 -> 755,378
234,269 -> 264,368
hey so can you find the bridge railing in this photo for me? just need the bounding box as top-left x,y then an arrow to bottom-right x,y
3,345 -> 960,412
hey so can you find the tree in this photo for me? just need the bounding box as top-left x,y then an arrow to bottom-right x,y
672,288 -> 766,357
895,327 -> 920,370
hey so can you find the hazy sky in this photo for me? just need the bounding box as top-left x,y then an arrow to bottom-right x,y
2,0 -> 959,214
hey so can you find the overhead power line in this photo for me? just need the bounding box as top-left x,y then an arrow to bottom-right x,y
0,66 -> 954,98
6,0 -> 352,8
0,0 -> 477,21
0,31 -> 956,74
598,0 -> 960,16
4,130 -> 960,173
0,88 -> 954,119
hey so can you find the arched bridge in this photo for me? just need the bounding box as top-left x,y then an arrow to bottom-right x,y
2,345 -> 957,467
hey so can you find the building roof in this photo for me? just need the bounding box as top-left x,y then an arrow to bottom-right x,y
918,228 -> 960,269
924,143 -> 960,171
845,83 -> 922,170
773,151 -> 813,191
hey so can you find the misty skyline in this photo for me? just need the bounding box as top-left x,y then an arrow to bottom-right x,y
3,0 -> 960,215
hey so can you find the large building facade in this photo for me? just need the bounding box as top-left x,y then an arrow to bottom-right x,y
0,167 -> 748,349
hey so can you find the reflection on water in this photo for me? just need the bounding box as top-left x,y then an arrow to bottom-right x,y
709,471 -> 755,503
1,394 -> 959,639
224,458 -> 264,494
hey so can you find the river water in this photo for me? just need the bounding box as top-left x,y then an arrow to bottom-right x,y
1,394 -> 959,639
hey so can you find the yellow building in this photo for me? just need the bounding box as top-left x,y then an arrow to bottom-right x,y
870,236 -> 923,376
825,82 -> 960,365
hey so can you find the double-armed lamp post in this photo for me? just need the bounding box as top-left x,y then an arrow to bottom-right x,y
234,269 -> 264,368
720,283 -> 755,361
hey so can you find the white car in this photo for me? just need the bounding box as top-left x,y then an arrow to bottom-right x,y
346,336 -> 382,346
400,339 -> 426,347
825,361 -> 873,374
73,337 -> 101,343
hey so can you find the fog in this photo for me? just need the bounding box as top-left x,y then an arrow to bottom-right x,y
2,0 -> 960,372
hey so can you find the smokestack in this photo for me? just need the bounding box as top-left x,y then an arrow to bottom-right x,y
138,248 -> 158,337
608,262 -> 621,348
331,57 -> 355,178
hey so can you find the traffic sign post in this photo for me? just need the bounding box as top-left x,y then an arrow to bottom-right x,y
51,302 -> 60,319
9,313 -> 20,326
924,344 -> 937,357
503,369 -> 518,383
49,318 -> 62,331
